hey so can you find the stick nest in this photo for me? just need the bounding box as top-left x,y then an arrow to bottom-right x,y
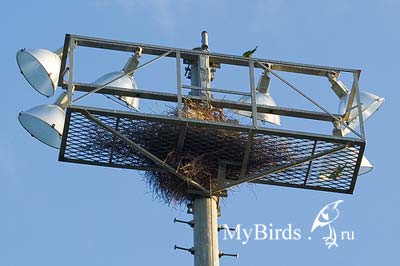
92,98 -> 291,205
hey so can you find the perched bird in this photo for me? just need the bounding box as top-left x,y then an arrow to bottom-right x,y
242,45 -> 258,57
328,163 -> 347,180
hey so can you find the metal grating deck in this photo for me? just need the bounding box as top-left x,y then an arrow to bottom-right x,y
59,106 -> 365,194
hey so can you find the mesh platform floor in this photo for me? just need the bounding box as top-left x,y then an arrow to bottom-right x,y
59,106 -> 365,194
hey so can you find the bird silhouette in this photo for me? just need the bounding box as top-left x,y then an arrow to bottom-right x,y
242,45 -> 258,57
328,163 -> 348,180
311,200 -> 343,249
319,163 -> 348,181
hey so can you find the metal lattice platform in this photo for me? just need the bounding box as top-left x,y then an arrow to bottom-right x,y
59,106 -> 365,194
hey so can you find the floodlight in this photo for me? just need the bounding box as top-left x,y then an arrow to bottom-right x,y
358,155 -> 373,175
338,91 -> 384,136
327,73 -> 384,136
18,92 -> 68,149
16,48 -> 62,97
93,54 -> 140,110
235,71 -> 280,125
328,74 -> 383,175
345,147 -> 373,176
93,71 -> 139,110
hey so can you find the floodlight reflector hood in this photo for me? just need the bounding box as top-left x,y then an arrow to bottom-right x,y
18,92 -> 67,149
348,147 -> 373,175
339,91 -> 384,136
16,48 -> 62,97
236,92 -> 281,125
358,155 -> 373,175
93,71 -> 139,110
235,71 -> 280,125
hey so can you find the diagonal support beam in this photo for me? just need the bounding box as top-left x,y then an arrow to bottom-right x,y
213,144 -> 349,193
256,61 -> 363,139
81,109 -> 209,193
73,50 -> 173,104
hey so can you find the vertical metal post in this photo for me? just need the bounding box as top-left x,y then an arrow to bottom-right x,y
193,197 -> 220,266
249,60 -> 258,127
176,50 -> 183,118
67,37 -> 75,105
353,71 -> 366,140
190,57 -> 200,96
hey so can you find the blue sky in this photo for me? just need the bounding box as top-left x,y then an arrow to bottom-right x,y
1,0 -> 398,265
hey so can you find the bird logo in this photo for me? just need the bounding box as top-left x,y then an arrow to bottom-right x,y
311,200 -> 343,249
242,45 -> 258,57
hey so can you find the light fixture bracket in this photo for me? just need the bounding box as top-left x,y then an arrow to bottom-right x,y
257,70 -> 271,94
122,48 -> 142,75
328,72 -> 349,99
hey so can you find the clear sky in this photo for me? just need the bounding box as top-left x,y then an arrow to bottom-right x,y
1,0 -> 398,265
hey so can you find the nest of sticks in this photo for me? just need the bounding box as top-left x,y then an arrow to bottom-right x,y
92,98 -> 291,205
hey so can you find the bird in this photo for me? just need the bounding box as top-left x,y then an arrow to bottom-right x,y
311,200 -> 343,249
242,45 -> 258,57
328,163 -> 348,180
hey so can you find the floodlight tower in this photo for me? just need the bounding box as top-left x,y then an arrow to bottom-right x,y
16,31 -> 384,266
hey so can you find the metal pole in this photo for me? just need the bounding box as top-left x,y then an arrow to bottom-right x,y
249,60 -> 258,127
67,37 -> 75,106
190,31 -> 211,98
193,196 -> 220,266
176,51 -> 183,118
191,31 -> 219,266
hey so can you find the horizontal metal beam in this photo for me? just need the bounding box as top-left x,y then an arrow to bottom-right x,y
182,85 -> 250,96
65,34 -> 360,76
69,82 -> 341,122
250,179 -> 354,194
67,105 -> 365,146
60,157 -> 155,172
